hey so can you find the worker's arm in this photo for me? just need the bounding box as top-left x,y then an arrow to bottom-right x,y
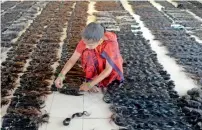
60,51 -> 81,75
55,51 -> 81,88
79,60 -> 113,91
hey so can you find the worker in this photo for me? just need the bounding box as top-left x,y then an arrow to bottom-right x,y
55,22 -> 124,92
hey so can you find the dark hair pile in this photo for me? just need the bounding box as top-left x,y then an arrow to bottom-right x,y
129,1 -> 202,129
1,1 -> 81,129
63,111 -> 90,126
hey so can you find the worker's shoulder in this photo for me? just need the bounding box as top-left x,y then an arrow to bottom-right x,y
105,31 -> 117,36
104,31 -> 117,41
77,40 -> 85,46
76,39 -> 86,49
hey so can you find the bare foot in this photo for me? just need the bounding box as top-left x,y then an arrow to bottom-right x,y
88,86 -> 99,93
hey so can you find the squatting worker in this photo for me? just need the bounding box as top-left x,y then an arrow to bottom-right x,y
54,22 -> 124,92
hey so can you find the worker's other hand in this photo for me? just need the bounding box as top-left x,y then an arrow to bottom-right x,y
55,77 -> 64,88
79,82 -> 90,92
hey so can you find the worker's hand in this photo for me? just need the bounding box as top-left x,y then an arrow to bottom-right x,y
79,82 -> 91,92
79,82 -> 99,93
54,77 -> 64,88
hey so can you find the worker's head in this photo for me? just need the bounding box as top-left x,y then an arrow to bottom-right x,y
81,22 -> 105,49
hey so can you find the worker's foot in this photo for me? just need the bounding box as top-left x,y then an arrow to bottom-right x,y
88,86 -> 99,93
101,87 -> 107,94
